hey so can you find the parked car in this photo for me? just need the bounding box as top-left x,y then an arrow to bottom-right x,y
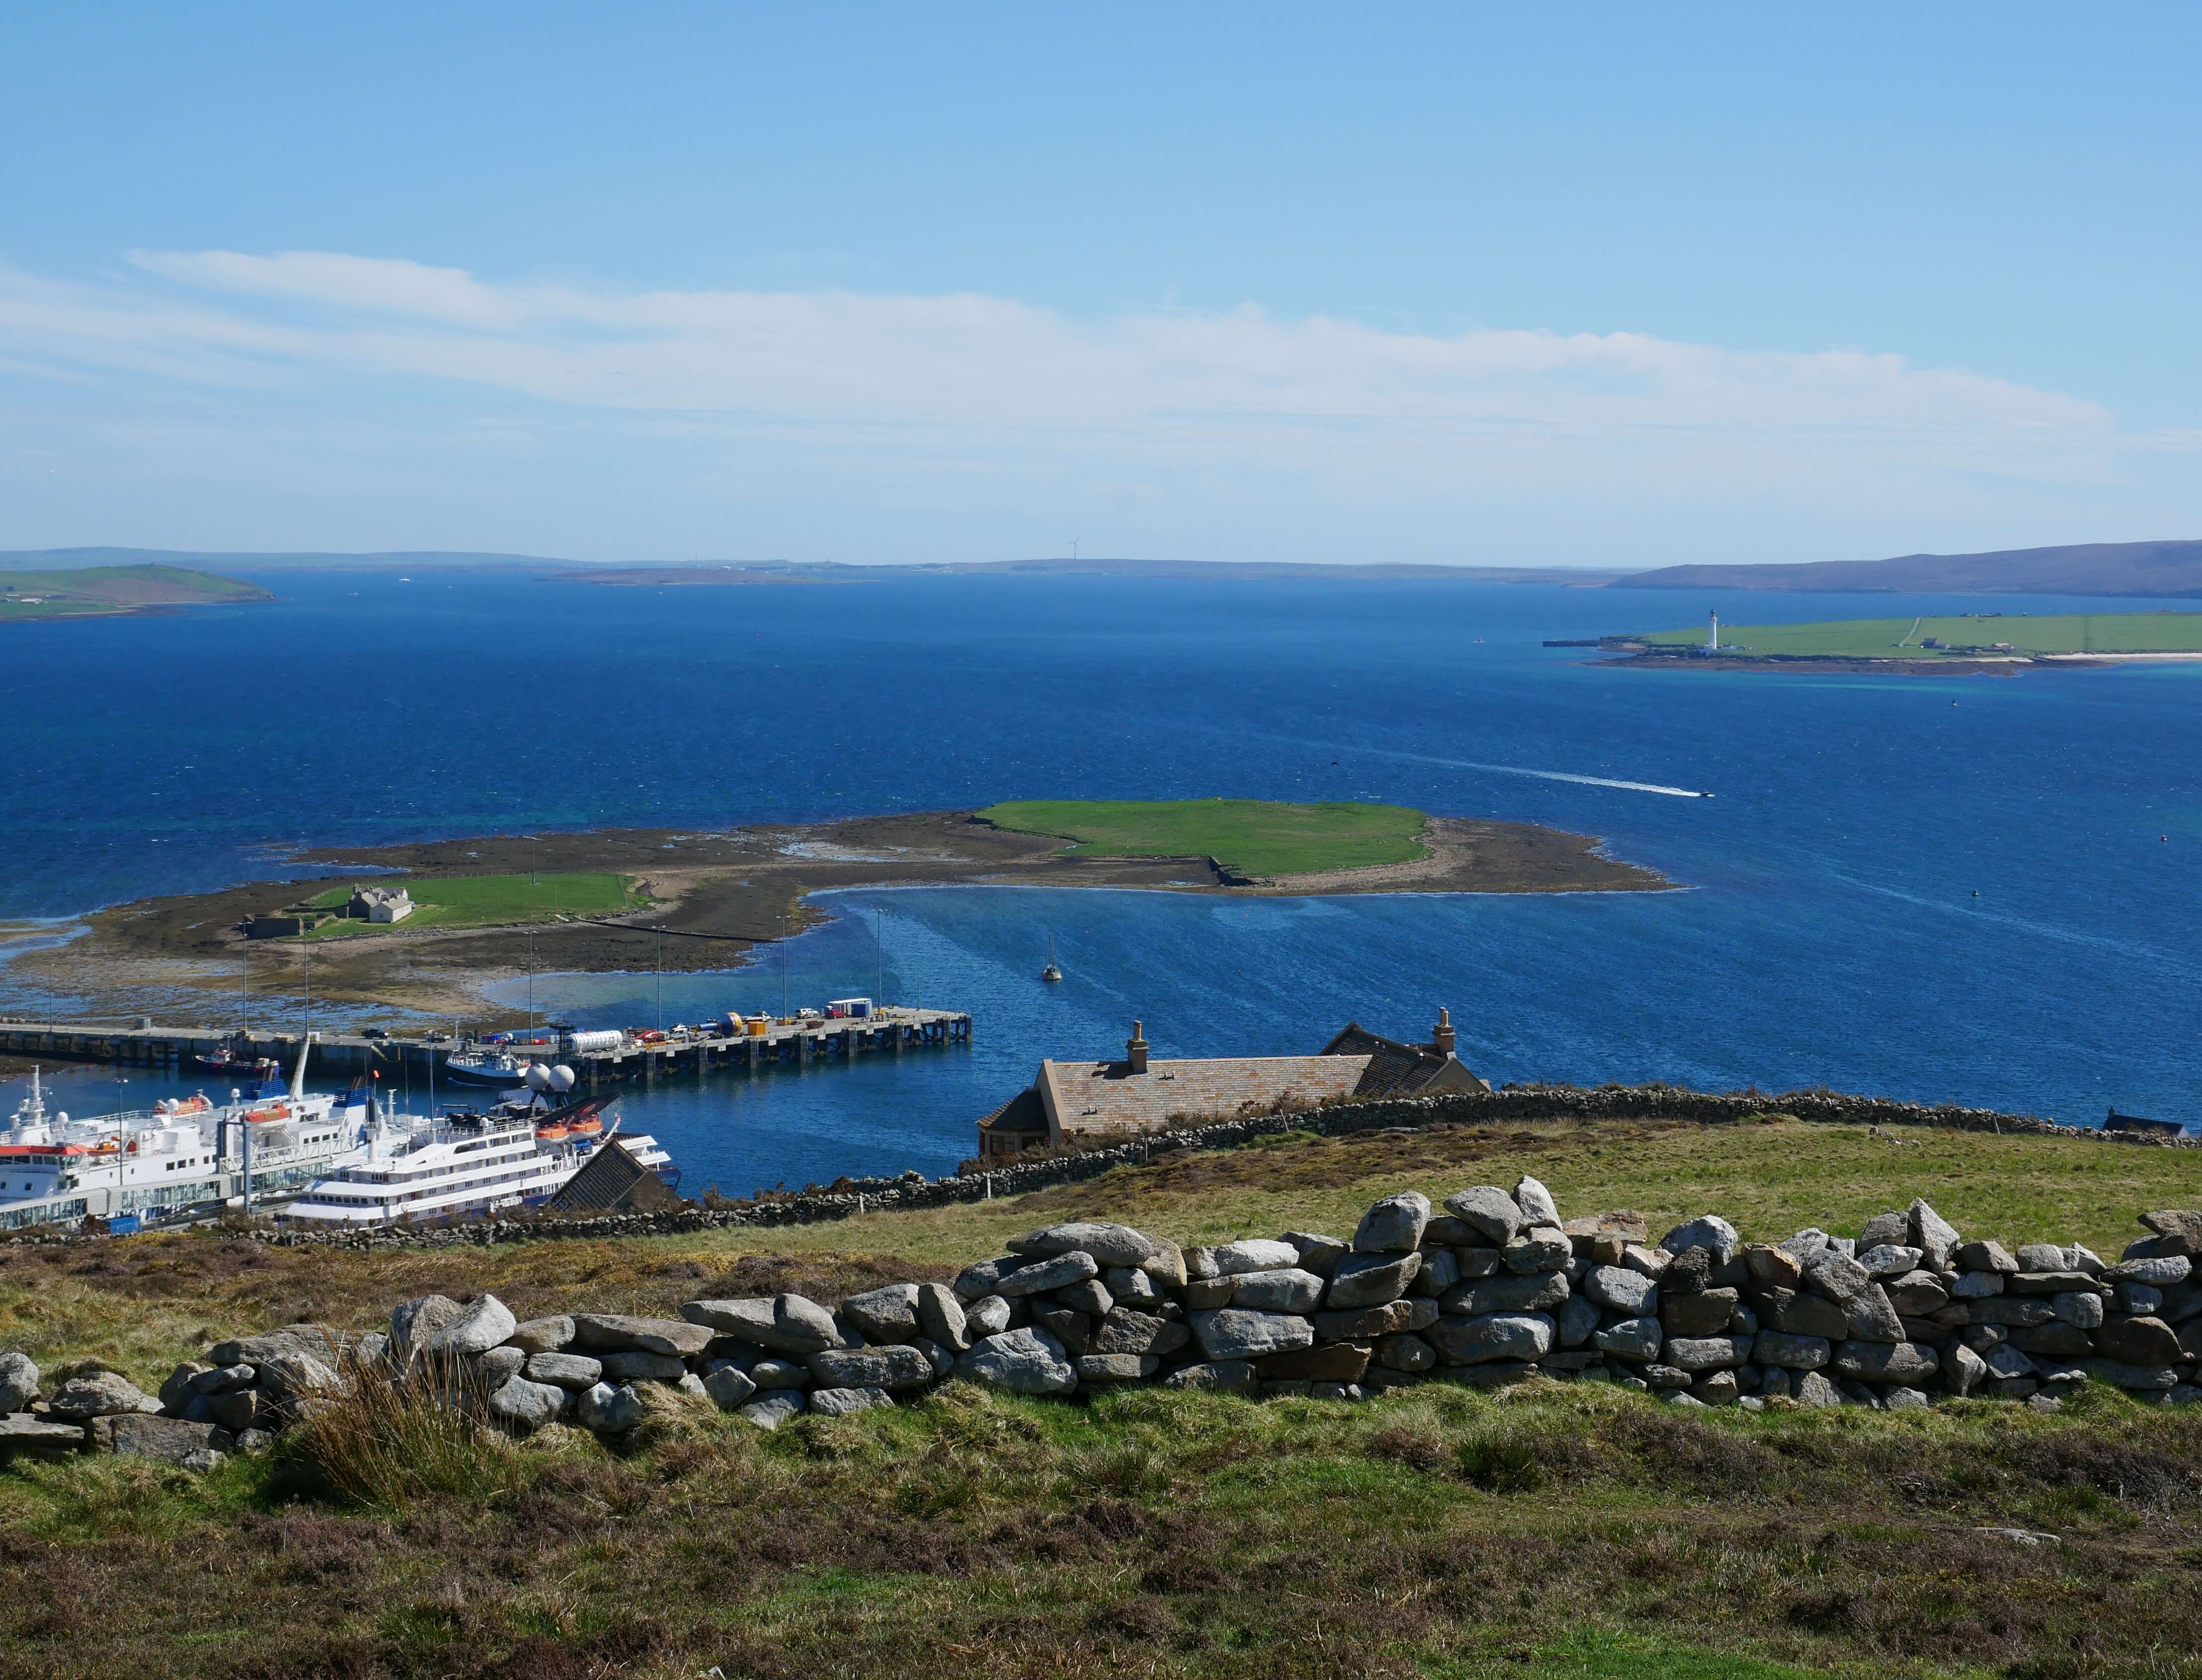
362,1027 -> 390,1040
424,1030 -> 452,1043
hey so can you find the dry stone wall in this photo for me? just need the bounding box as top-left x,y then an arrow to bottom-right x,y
6,1186 -> 2199,1469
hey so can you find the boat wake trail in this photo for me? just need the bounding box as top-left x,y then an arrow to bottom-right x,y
1450,760 -> 1707,798
1250,732 -> 1711,798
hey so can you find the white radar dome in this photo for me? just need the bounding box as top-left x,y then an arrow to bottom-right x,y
548,1065 -> 576,1092
524,1063 -> 554,1090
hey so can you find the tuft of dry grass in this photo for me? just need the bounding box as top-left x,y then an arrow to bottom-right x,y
286,1349 -> 521,1510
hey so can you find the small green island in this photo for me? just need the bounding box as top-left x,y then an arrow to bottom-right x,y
0,563 -> 273,622
36,801 -> 1666,1020
976,797 -> 1429,878
1605,609 -> 2202,669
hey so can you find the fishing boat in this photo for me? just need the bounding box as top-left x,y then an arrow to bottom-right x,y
442,1047 -> 537,1088
193,1033 -> 282,1083
1040,931 -> 1063,984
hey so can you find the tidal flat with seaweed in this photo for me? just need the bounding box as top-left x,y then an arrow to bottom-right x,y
12,805 -> 1662,1021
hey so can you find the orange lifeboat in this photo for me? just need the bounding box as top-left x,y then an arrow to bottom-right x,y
535,1124 -> 570,1142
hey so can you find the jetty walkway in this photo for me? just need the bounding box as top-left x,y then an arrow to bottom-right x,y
0,1008 -> 972,1088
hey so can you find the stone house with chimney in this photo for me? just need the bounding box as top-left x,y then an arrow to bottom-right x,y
973,1009 -> 1488,1161
348,885 -> 415,923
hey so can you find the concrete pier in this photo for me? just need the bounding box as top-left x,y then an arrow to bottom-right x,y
0,1006 -> 972,1090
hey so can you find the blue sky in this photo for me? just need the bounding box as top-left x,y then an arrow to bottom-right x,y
2,4 -> 2197,565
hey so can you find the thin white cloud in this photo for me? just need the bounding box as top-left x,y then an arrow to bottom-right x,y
0,247 -> 2166,562
129,248 -> 523,330
21,249 -> 2106,443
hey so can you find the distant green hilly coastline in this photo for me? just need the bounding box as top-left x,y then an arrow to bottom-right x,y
0,546 -> 566,573
15,538 -> 2202,596
0,563 -> 274,623
1609,537 -> 2202,597
1,547 -> 1618,584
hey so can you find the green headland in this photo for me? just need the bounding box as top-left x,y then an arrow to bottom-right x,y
976,797 -> 1431,877
1626,609 -> 2202,662
0,563 -> 273,622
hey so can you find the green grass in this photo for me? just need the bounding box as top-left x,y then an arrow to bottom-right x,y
295,872 -> 646,937
978,797 -> 1430,876
3,1375 -> 2200,1678
0,564 -> 270,621
11,1118 -> 2202,1676
1635,611 -> 2202,660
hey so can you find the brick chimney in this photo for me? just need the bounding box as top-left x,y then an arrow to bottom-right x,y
1126,1020 -> 1149,1074
1430,1006 -> 1455,1056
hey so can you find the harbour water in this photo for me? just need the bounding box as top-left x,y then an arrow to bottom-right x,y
4,569 -> 2198,1196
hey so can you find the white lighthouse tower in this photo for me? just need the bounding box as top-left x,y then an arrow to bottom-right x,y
1708,611 -> 1720,651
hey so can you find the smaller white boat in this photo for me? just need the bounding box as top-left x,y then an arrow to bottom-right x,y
280,1094 -> 674,1228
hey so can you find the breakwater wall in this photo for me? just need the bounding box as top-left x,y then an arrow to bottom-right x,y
8,1181 -> 2198,1470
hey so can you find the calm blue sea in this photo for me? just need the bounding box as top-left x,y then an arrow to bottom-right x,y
3,570 -> 2198,1194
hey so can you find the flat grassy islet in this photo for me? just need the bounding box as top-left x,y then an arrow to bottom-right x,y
976,797 -> 1430,878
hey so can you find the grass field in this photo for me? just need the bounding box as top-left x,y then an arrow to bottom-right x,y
1635,611 -> 2202,660
0,564 -> 271,622
977,798 -> 1430,876
5,1116 -> 2202,1678
296,872 -> 646,938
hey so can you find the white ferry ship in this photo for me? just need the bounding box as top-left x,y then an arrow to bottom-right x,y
0,1040 -> 364,1233
279,1093 -> 675,1228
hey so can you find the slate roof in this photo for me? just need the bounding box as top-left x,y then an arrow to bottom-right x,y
976,1085 -> 1049,1140
1318,1021 -> 1485,1097
542,1139 -> 687,1213
1037,1053 -> 1373,1138
974,1017 -> 1491,1155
